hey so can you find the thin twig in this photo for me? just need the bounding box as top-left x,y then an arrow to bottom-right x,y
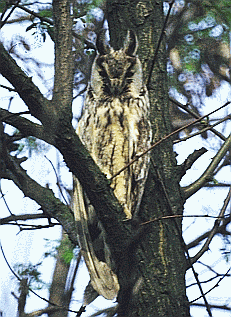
0,241 -> 82,315
187,272 -> 230,288
191,303 -> 231,311
190,186 -> 231,264
15,4 -> 95,49
140,213 -> 229,226
187,217 -> 231,250
190,268 -> 231,304
174,114 -> 231,144
0,0 -> 21,29
184,133 -> 231,198
169,97 -> 226,141
147,1 -> 175,88
0,213 -> 48,225
0,188 -> 20,229
0,84 -> 16,92
44,155 -> 70,207
16,223 -> 60,231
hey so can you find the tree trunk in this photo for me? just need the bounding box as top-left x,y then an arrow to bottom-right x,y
48,231 -> 71,317
18,278 -> 28,317
106,1 -> 190,316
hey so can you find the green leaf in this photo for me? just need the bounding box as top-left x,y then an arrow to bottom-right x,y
0,0 -> 8,13
26,23 -> 37,32
39,9 -> 53,18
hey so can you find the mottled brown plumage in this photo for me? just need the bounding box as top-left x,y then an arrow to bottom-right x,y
73,30 -> 152,302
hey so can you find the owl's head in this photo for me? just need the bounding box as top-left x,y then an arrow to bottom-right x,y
90,30 -> 143,97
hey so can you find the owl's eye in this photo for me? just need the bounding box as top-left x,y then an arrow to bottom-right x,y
99,68 -> 107,77
126,71 -> 134,78
96,56 -> 105,66
125,64 -> 134,78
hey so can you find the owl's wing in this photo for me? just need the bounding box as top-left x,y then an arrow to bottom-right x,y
73,176 -> 120,301
130,92 -> 152,218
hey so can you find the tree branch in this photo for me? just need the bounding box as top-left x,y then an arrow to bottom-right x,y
1,154 -> 77,245
0,109 -> 53,144
54,126 -> 131,255
52,0 -> 74,119
174,114 -> 231,144
169,97 -> 227,141
189,186 -> 231,265
25,306 -> 64,317
0,0 -> 20,29
177,148 -> 208,180
15,4 -> 96,49
190,268 -> 231,304
0,213 -> 49,225
187,214 -> 231,250
0,42 -> 52,130
190,303 -> 231,312
183,134 -> 231,198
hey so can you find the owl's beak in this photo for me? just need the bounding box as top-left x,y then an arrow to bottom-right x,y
109,78 -> 124,95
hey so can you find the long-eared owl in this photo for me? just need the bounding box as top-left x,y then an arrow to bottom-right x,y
73,30 -> 152,302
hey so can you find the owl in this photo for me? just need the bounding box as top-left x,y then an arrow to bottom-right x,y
73,30 -> 152,303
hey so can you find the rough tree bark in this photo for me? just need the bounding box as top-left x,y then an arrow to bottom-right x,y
48,232 -> 71,317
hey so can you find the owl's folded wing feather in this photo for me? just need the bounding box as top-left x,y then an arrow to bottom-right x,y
73,176 -> 120,301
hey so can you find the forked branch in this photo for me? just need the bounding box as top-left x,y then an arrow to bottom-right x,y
184,134 -> 231,198
189,186 -> 231,264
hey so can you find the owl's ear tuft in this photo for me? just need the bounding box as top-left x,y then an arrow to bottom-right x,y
96,29 -> 110,55
123,30 -> 138,57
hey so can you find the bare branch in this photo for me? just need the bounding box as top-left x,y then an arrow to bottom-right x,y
44,155 -> 70,206
1,154 -> 77,245
0,213 -> 48,225
188,213 -> 231,250
190,187 -> 231,264
177,148 -> 208,180
198,261 -> 231,276
187,227 -> 231,250
174,114 -> 231,144
52,0 -> 73,118
147,1 -> 175,88
0,42 -> 52,129
25,306 -> 64,317
140,213 -> 229,226
205,183 -> 231,187
15,4 -> 95,49
0,84 -> 16,92
184,134 -> 231,198
190,268 -> 231,304
191,303 -> 231,312
169,97 -> 227,141
0,0 -> 20,29
187,270 -> 230,288
0,109 -> 53,144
